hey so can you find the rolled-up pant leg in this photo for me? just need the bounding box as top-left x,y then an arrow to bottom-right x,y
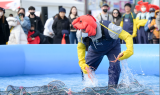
106,43 -> 121,86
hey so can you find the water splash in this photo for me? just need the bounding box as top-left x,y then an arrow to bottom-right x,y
120,59 -> 135,86
117,60 -> 156,95
83,70 -> 98,87
140,63 -> 145,75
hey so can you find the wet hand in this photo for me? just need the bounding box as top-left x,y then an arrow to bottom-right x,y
81,64 -> 89,74
117,53 -> 124,60
119,50 -> 133,60
110,53 -> 123,63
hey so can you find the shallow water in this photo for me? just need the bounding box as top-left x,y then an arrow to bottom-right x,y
0,74 -> 159,94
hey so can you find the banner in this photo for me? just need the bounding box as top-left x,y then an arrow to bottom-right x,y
89,0 -> 130,13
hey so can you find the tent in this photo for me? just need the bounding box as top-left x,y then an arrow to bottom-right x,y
0,0 -> 84,18
0,0 -> 20,17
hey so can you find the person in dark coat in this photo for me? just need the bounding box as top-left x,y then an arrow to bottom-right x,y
28,6 -> 44,34
112,9 -> 122,26
0,7 -> 10,45
52,8 -> 70,44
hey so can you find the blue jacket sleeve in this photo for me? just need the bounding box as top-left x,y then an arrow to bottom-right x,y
20,17 -> 31,31
144,17 -> 151,32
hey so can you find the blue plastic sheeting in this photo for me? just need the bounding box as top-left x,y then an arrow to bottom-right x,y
0,44 -> 159,77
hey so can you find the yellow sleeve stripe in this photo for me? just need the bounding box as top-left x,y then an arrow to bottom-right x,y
81,37 -> 83,42
122,14 -> 126,21
131,12 -> 134,19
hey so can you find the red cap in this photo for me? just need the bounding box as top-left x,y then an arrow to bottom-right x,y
135,0 -> 159,12
72,15 -> 97,37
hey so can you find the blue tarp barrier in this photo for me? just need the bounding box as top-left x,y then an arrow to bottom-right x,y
0,44 -> 159,77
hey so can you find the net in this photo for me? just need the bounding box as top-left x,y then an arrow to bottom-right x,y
0,80 -> 155,95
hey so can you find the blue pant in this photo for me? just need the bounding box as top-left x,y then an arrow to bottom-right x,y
85,39 -> 121,86
137,27 -> 148,44
69,32 -> 78,44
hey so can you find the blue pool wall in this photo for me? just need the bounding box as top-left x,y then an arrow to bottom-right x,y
0,44 -> 159,77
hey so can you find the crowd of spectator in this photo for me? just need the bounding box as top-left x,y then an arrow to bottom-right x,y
0,2 -> 159,45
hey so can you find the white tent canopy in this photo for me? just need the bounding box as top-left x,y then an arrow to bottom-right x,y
151,0 -> 159,7
0,0 -> 20,17
21,0 -> 84,18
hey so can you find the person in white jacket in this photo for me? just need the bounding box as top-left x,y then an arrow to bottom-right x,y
7,17 -> 28,45
43,14 -> 58,44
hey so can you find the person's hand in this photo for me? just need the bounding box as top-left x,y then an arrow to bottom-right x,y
20,16 -> 24,21
81,64 -> 89,74
32,38 -> 35,40
150,30 -> 153,32
154,24 -> 157,28
148,24 -> 151,28
118,50 -> 133,60
49,32 -> 53,35
17,21 -> 20,25
132,33 -> 137,38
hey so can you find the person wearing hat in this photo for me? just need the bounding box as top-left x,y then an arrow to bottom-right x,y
144,8 -> 156,44
149,10 -> 160,44
96,3 -> 113,22
0,7 -> 10,45
72,15 -> 134,88
52,8 -> 70,44
120,3 -> 137,44
15,8 -> 31,36
135,1 -> 159,44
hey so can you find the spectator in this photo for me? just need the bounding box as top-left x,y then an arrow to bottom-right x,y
96,3 -> 113,22
135,2 -> 151,44
28,6 -> 44,34
28,24 -> 49,44
149,10 -> 160,44
54,14 -> 58,19
88,10 -> 92,15
52,8 -> 70,44
16,8 -> 31,36
43,14 -> 58,44
9,14 -> 13,17
112,9 -> 121,26
120,3 -> 137,44
68,6 -> 78,44
0,7 -> 10,45
27,24 -> 40,44
144,8 -> 155,44
134,8 -> 139,15
7,17 -> 28,45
